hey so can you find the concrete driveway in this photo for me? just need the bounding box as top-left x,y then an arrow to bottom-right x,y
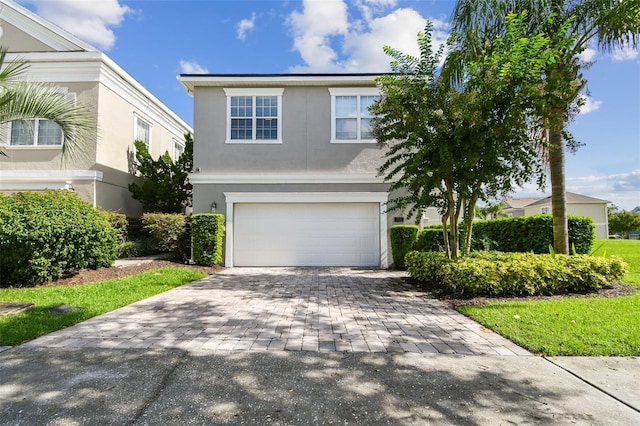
22,267 -> 528,355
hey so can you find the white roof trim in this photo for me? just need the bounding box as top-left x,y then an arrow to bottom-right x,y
0,0 -> 96,52
189,172 -> 384,185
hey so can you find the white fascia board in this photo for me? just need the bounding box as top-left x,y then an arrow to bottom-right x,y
224,192 -> 388,204
0,0 -> 96,52
189,172 -> 384,185
11,52 -> 192,137
0,170 -> 103,182
180,75 -> 379,94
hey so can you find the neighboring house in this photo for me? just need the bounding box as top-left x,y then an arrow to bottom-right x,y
501,197 -> 540,217
0,0 -> 191,216
180,73 -> 395,267
522,192 -> 609,239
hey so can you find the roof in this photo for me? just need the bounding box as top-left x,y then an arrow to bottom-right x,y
179,73 -> 386,93
502,198 -> 540,209
526,192 -> 608,207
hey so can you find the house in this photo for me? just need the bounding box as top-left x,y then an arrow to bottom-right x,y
521,192 -> 609,239
179,73 -> 395,267
0,0 -> 191,216
500,197 -> 540,217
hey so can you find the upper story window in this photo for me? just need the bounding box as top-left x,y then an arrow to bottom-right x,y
173,138 -> 185,160
224,88 -> 283,144
9,119 -> 63,146
541,206 -> 551,214
329,88 -> 380,143
134,115 -> 151,149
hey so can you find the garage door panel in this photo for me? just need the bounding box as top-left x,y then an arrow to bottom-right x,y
234,202 -> 380,267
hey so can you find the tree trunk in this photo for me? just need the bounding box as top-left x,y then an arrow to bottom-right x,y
548,127 -> 569,254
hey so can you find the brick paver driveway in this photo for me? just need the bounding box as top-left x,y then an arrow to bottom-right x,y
25,268 -> 530,355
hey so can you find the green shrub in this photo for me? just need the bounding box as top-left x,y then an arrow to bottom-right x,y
141,213 -> 188,258
191,214 -> 225,266
390,225 -> 419,269
406,250 -> 627,296
471,215 -> 595,254
415,228 -> 444,252
0,190 -> 118,287
104,211 -> 128,242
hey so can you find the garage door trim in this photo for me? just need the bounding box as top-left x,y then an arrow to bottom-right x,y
224,192 -> 388,268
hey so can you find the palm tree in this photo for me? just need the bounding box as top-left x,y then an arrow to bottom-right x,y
450,0 -> 640,254
0,46 -> 94,160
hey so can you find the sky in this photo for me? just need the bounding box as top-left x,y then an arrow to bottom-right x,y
15,0 -> 640,210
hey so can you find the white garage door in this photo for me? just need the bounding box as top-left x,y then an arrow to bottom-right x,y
234,203 -> 380,267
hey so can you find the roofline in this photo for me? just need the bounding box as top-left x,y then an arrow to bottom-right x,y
178,73 -> 388,94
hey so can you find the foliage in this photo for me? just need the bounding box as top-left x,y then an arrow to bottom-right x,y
141,213 -> 188,259
191,214 -> 225,266
0,267 -> 208,345
608,209 -> 640,238
128,132 -> 193,213
591,239 -> 640,286
104,211 -> 128,242
451,0 -> 640,254
406,250 -> 627,297
415,227 -> 445,252
471,215 -> 595,254
372,15 -> 563,258
0,46 -> 94,160
0,190 -> 118,287
390,225 -> 419,269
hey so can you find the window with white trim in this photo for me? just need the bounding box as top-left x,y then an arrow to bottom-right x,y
173,138 -> 185,160
541,206 -> 551,214
224,88 -> 283,143
134,115 -> 151,149
329,88 -> 380,143
9,119 -> 63,146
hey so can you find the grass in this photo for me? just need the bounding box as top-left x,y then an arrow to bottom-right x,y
0,267 -> 208,346
459,239 -> 640,356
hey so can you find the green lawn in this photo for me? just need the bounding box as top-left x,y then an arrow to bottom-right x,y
0,267 -> 208,346
459,239 -> 640,356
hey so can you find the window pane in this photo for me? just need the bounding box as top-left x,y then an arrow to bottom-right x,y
336,118 -> 357,139
231,118 -> 252,139
136,118 -> 150,146
256,118 -> 277,140
360,96 -> 378,117
256,96 -> 277,118
336,96 -> 357,117
37,120 -> 63,145
10,120 -> 35,145
360,118 -> 374,139
231,96 -> 252,118
174,141 -> 184,159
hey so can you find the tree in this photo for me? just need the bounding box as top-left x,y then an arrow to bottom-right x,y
372,16 -> 557,258
0,46 -> 94,160
128,132 -> 193,213
608,209 -> 640,238
451,0 -> 640,254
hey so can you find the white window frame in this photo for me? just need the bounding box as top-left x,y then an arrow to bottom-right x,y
173,138 -> 185,160
224,88 -> 283,144
329,87 -> 380,144
134,114 -> 152,150
541,206 -> 551,214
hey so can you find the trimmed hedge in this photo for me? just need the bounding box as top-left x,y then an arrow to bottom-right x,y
191,214 -> 225,266
141,213 -> 187,255
390,225 -> 419,269
415,227 -> 444,252
0,190 -> 118,287
405,250 -> 628,296
471,214 -> 595,254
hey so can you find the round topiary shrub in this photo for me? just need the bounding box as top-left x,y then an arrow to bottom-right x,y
0,190 -> 118,287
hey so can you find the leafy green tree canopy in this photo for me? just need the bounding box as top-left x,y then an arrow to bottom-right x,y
608,209 -> 640,238
128,132 -> 193,213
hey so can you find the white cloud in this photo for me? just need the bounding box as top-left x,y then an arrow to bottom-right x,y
578,95 -> 602,115
578,47 -> 597,63
287,0 -> 445,73
19,0 -> 131,50
611,45 -> 639,61
237,12 -> 256,41
565,171 -> 640,209
179,60 -> 208,74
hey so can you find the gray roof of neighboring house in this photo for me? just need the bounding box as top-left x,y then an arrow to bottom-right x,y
502,198 -> 540,209
525,192 -> 608,207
